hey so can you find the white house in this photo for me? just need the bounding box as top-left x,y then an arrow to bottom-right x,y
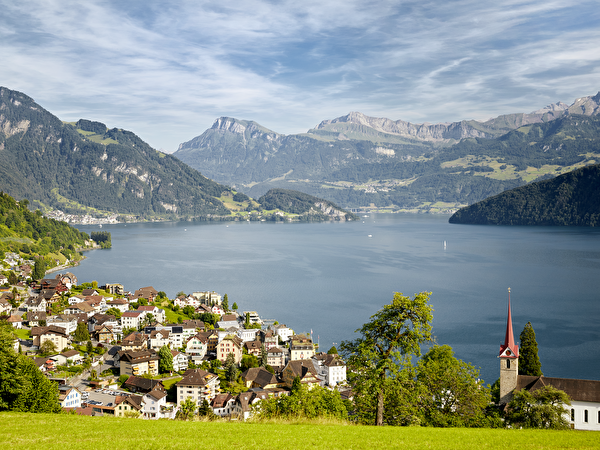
274,324 -> 293,342
121,311 -> 143,330
58,385 -> 82,409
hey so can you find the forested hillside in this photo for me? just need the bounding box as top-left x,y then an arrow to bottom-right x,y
258,189 -> 357,221
448,164 -> 600,226
0,191 -> 91,267
0,87 -> 232,220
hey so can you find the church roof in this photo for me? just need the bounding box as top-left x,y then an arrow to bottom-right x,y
516,375 -> 600,403
499,289 -> 519,358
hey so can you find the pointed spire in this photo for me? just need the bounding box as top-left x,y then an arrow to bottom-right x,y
499,287 -> 519,358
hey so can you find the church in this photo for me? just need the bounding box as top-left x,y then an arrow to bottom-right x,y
499,289 -> 600,431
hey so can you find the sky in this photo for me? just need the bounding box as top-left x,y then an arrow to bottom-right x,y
1,1 -> 599,152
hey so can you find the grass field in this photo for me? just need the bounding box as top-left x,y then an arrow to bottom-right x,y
0,413 -> 596,450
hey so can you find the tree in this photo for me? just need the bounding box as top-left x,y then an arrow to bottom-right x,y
73,322 -> 90,342
505,386 -> 571,429
519,322 -> 542,376
177,397 -> 197,420
327,346 -> 338,354
240,354 -> 258,372
416,345 -> 491,427
340,292 -> 433,426
158,345 -> 174,374
224,352 -> 238,382
259,344 -> 268,367
222,294 -> 229,311
86,340 -> 94,354
105,307 -> 122,320
32,258 -> 46,281
39,340 -> 57,356
232,302 -> 238,311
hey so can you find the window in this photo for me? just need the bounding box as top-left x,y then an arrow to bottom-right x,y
506,360 -> 510,369
571,409 -> 574,421
584,410 -> 588,423
598,411 -> 600,424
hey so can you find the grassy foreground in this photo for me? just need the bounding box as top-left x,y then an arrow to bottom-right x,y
1,413 -> 597,450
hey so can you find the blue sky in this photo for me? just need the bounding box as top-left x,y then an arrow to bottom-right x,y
1,0 -> 599,152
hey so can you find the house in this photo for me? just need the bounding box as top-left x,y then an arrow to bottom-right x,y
104,283 -> 124,295
121,332 -> 148,351
114,394 -> 144,417
148,329 -> 171,350
89,313 -> 117,332
238,328 -> 259,343
216,334 -> 243,364
142,387 -> 171,419
499,294 -> 600,431
0,274 -> 8,286
31,325 -> 70,352
289,334 -> 315,361
132,286 -> 158,302
118,350 -> 159,377
267,347 -> 287,369
312,353 -> 346,386
24,296 -> 46,312
84,296 -> 106,312
106,298 -> 129,312
174,295 -> 201,309
64,302 -> 95,317
241,367 -> 280,390
46,314 -> 79,334
81,289 -> 99,297
244,340 -> 262,356
211,393 -> 235,417
191,291 -> 222,306
136,305 -> 165,324
217,314 -> 239,330
184,334 -> 208,364
123,376 -> 165,394
121,311 -> 143,330
94,325 -> 116,343
171,350 -> 188,372
232,390 -> 270,421
26,311 -> 47,327
175,368 -> 220,406
55,272 -> 77,289
197,330 -> 219,353
282,360 -> 320,389
274,324 -> 293,342
7,314 -> 23,329
260,329 -> 279,350
242,311 -> 263,326
58,385 -> 82,409
51,349 -> 83,366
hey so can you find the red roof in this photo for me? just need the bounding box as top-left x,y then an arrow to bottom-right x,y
499,289 -> 519,358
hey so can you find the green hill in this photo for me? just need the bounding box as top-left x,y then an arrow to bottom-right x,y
0,87 -> 232,221
258,189 -> 357,221
448,164 -> 600,226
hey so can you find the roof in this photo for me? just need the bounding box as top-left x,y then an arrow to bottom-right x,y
516,375 -> 600,403
118,350 -> 159,364
146,387 -> 167,401
242,367 -> 278,388
499,291 -> 519,358
285,360 -> 318,381
211,393 -> 234,408
123,376 -> 165,393
61,349 -> 80,358
176,368 -> 217,387
30,325 -> 68,337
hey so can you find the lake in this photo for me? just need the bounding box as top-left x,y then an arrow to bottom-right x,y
71,214 -> 600,385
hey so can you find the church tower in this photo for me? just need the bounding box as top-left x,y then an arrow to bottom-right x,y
499,288 -> 519,405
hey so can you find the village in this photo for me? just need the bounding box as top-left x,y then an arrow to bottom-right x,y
0,252 -> 348,420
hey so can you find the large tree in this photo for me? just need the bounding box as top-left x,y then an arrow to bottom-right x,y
158,345 -> 174,374
416,345 -> 491,427
340,292 -> 433,426
73,322 -> 90,342
505,385 -> 570,429
519,322 -> 542,376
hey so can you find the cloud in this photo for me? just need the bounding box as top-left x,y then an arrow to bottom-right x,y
1,0 -> 599,150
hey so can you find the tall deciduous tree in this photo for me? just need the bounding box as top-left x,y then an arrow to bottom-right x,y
519,322 -> 542,376
505,385 -> 570,429
158,345 -> 174,374
73,322 -> 90,342
222,294 -> 229,311
340,292 -> 433,426
32,258 -> 46,281
416,345 -> 491,427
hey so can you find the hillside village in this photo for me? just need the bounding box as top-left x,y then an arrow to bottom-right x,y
1,251 -> 347,420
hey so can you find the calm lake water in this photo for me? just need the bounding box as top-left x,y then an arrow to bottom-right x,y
71,214 -> 600,385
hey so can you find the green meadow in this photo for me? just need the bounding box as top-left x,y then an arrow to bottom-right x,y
1,413 -> 596,450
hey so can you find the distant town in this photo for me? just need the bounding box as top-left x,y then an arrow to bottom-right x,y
1,251 -> 347,420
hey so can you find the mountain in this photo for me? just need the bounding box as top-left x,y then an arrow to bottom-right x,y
0,87 -> 233,220
174,93 -> 600,212
258,189 -> 357,222
448,164 -> 600,226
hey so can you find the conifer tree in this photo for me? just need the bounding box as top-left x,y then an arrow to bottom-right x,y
519,322 -> 542,376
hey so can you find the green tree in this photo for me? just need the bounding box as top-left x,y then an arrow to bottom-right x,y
158,345 -> 174,374
105,307 -> 122,320
198,398 -> 217,419
39,340 -> 57,356
240,354 -> 259,372
505,386 -> 571,429
7,271 -> 18,286
232,302 -> 238,311
327,346 -> 338,354
32,258 -> 46,281
86,340 -> 94,354
224,352 -> 238,382
259,344 -> 268,367
519,322 -> 542,376
416,345 -> 491,427
340,292 -> 433,426
222,294 -> 229,311
177,397 -> 197,420
73,322 -> 90,343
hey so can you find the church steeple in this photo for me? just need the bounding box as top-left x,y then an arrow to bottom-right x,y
499,287 -> 519,358
499,287 -> 519,405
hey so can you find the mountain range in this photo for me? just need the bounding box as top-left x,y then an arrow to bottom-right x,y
174,93 -> 600,212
